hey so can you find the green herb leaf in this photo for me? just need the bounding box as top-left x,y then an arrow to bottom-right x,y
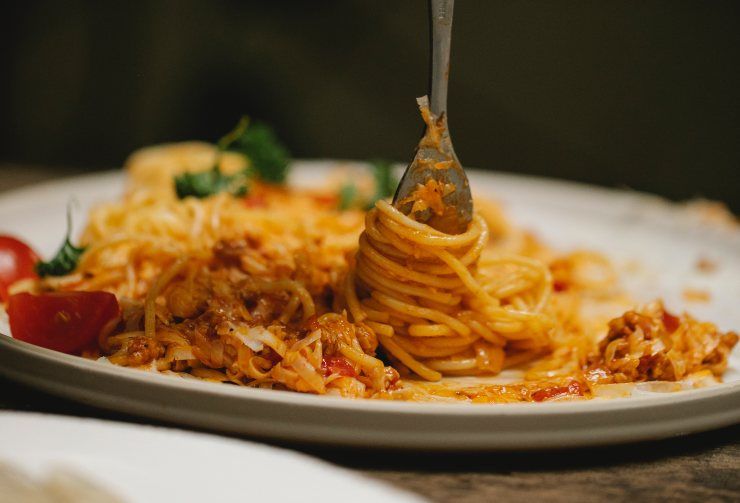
336,160 -> 399,211
174,166 -> 250,199
366,159 -> 398,209
338,183 -> 359,210
36,207 -> 87,277
173,116 -> 290,199
225,118 -> 290,184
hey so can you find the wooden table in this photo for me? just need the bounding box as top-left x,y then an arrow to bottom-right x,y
1,166 -> 739,502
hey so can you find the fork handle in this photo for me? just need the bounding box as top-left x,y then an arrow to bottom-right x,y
429,0 -> 454,117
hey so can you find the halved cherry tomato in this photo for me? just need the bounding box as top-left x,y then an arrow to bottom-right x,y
0,235 -> 39,302
7,291 -> 120,354
321,356 -> 357,378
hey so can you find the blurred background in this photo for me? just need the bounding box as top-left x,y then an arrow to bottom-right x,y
1,0 -> 738,210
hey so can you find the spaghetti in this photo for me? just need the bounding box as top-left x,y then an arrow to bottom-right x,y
8,138 -> 738,402
347,200 -> 551,381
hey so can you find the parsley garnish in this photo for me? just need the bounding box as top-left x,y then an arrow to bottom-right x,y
174,116 -> 290,199
224,118 -> 290,184
367,159 -> 398,208
338,183 -> 359,210
36,207 -> 86,277
336,160 -> 399,210
174,167 -> 249,199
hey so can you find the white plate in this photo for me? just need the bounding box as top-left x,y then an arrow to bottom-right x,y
0,162 -> 738,450
0,412 -> 419,502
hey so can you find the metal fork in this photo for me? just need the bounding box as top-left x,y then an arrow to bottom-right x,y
392,0 -> 473,235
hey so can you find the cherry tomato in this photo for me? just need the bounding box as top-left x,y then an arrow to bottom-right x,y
7,291 -> 120,354
321,356 -> 357,378
0,235 -> 39,301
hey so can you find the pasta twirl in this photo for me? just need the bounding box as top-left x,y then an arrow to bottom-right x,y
16,141 -> 737,403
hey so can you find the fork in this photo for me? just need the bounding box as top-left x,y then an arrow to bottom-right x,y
392,0 -> 473,235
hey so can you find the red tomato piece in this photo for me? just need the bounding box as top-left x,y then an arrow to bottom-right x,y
311,193 -> 339,207
0,235 -> 39,301
661,310 -> 681,333
553,280 -> 568,292
7,291 -> 120,355
531,381 -> 584,402
243,193 -> 267,208
321,356 -> 357,378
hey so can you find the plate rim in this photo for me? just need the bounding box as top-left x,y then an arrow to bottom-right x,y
2,334 -> 739,450
1,164 -> 738,449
